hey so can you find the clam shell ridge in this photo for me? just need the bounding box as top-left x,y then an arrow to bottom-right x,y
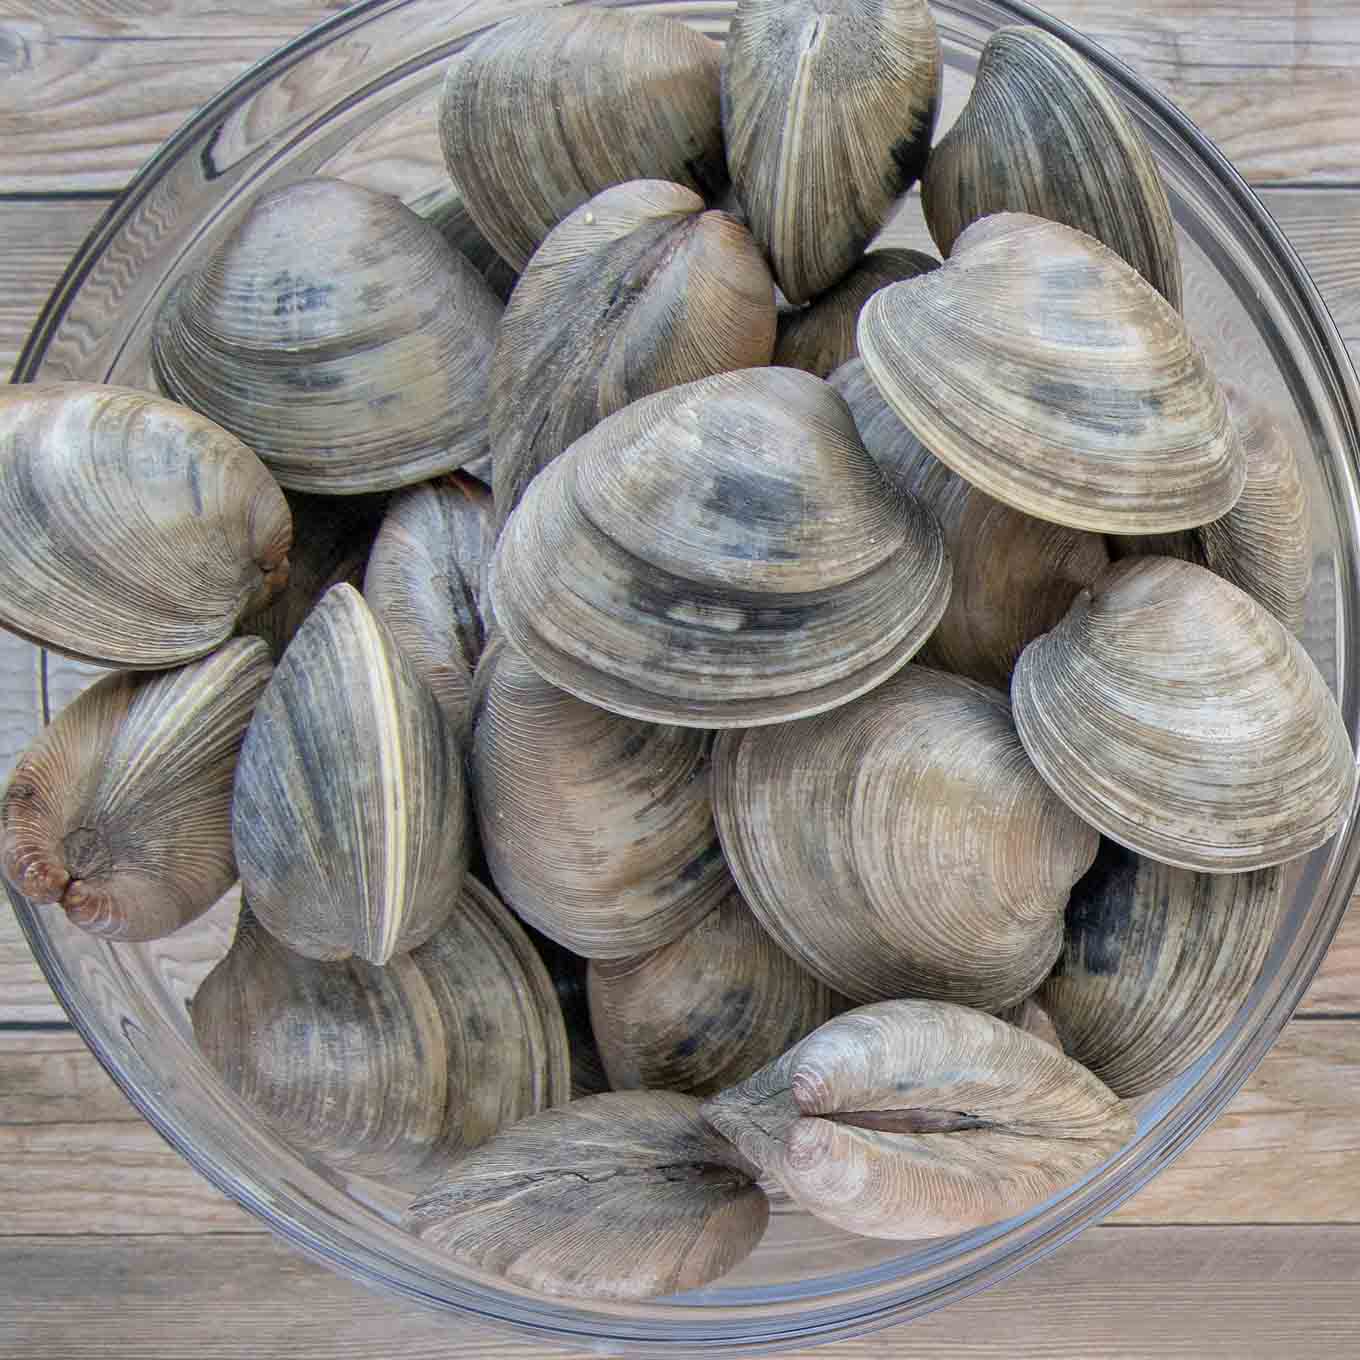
152,178 -> 502,495
0,382 -> 290,669
1040,840 -> 1285,1097
490,367 -> 951,728
587,888 -> 845,1097
830,356 -> 1110,688
490,178 -> 776,526
722,0 -> 941,303
1012,556 -> 1356,872
711,665 -> 1099,1008
922,25 -> 1182,309
858,213 -> 1246,534
404,1091 -> 769,1300
438,10 -> 727,271
701,1000 -> 1134,1240
469,638 -> 731,958
232,583 -> 468,965
1,638 -> 272,941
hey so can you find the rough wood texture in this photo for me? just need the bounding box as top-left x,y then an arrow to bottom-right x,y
6,1227 -> 1360,1357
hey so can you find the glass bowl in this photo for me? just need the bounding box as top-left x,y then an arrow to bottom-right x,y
9,0 -> 1360,1352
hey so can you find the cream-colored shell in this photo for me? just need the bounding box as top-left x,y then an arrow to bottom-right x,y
491,367 -> 951,728
858,213 -> 1246,534
1012,557 -> 1355,872
232,584 -> 468,965
1,638 -> 271,941
0,383 -> 290,668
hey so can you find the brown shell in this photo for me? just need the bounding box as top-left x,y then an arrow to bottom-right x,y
711,665 -> 1098,1008
830,356 -> 1109,688
701,1000 -> 1134,1239
587,889 -> 844,1097
438,10 -> 727,271
1,639 -> 271,941
469,639 -> 730,958
490,178 -> 776,526
404,1091 -> 768,1300
525,928 -> 611,1099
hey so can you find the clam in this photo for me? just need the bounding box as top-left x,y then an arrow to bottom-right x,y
469,638 -> 730,958
491,367 -> 951,728
722,0 -> 941,304
587,889 -> 845,1098
701,1000 -> 1134,1239
152,178 -> 502,495
0,383 -> 290,669
996,997 -> 1062,1052
404,1091 -> 768,1299
525,929 -> 610,1099
363,473 -> 494,734
232,584 -> 468,964
1,638 -> 271,941
858,213 -> 1246,534
240,491 -> 384,662
773,249 -> 938,378
408,183 -> 518,301
922,25 -> 1182,309
438,10 -> 727,272
490,178 -> 776,525
830,357 -> 1110,688
711,665 -> 1098,1008
1040,841 -> 1285,1097
194,883 -> 570,1179
1112,385 -> 1312,634
1012,557 -> 1355,872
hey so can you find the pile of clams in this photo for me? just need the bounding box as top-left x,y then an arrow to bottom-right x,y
1,0 -> 1352,1305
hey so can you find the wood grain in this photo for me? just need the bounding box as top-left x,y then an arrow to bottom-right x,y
5,1226 -> 1360,1358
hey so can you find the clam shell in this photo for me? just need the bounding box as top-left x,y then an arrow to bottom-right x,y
0,382 -> 290,669
711,665 -> 1098,1008
830,356 -> 1110,688
469,638 -> 730,958
490,178 -> 776,526
404,1091 -> 768,1300
858,213 -> 1246,534
922,25 -> 1182,309
363,473 -> 494,735
773,249 -> 938,378
1012,557 -> 1356,872
1040,841 -> 1284,1097
995,997 -> 1063,1052
1,638 -> 271,941
232,583 -> 468,965
194,884 -> 570,1179
438,10 -> 727,272
587,889 -> 845,1098
491,367 -> 951,728
701,1000 -> 1134,1239
152,178 -> 502,495
408,183 -> 519,301
722,0 -> 941,303
1112,385 -> 1312,634
524,928 -> 611,1099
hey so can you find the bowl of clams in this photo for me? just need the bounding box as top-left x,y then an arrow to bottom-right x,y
5,0 -> 1359,1350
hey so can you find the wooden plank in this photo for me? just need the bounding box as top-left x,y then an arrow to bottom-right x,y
1,2 -> 1358,191
1264,189 -> 1360,350
0,1031 -> 141,1125
6,1226 -> 1360,1358
1304,905 -> 1360,1014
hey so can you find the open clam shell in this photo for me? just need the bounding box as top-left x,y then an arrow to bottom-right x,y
1012,557 -> 1356,872
711,665 -> 1098,1008
152,178 -> 502,495
438,10 -> 727,272
2,638 -> 271,941
0,382 -> 290,669
858,213 -> 1246,534
491,367 -> 951,728
490,179 -> 776,526
232,584 -> 468,965
1040,841 -> 1285,1097
922,25 -> 1182,309
469,638 -> 730,958
722,0 -> 941,304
